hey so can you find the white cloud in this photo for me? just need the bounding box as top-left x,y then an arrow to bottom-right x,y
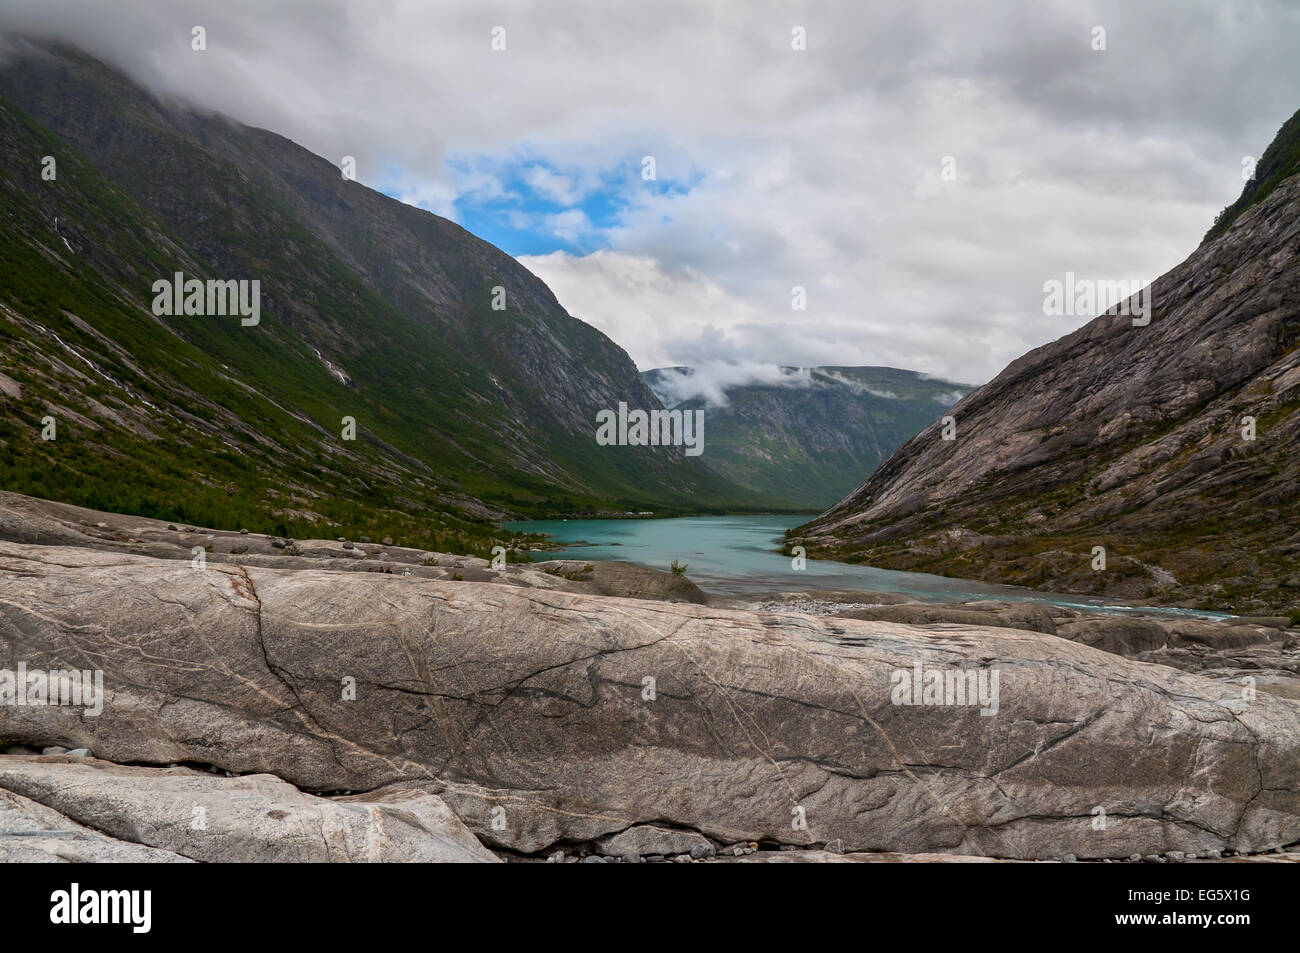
389,176 -> 460,220
545,209 -> 593,243
3,0 -> 1298,383
524,166 -> 579,205
645,362 -> 816,407
518,250 -> 763,370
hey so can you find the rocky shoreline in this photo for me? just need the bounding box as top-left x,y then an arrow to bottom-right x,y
1,491 -> 1298,863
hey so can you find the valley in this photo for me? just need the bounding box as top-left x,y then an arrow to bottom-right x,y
0,12 -> 1298,881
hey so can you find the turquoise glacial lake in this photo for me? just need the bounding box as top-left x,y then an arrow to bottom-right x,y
503,514 -> 1230,619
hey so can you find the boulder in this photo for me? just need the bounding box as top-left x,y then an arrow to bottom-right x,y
587,560 -> 710,603
595,824 -> 715,859
1054,617 -> 1169,655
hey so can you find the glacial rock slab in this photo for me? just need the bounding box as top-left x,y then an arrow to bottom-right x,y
1,541 -> 1298,860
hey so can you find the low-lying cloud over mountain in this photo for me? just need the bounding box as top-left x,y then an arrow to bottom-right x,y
645,361 -> 969,409
644,362 -> 817,408
2,1 -> 1299,384
645,365 -> 971,506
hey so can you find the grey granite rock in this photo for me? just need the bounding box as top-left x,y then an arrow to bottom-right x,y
2,541 -> 1297,860
0,756 -> 497,863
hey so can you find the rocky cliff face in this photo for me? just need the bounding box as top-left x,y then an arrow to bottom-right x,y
0,40 -> 761,553
796,113 -> 1300,614
644,366 -> 969,508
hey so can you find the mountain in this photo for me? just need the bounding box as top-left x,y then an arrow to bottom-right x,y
644,365 -> 969,508
795,109 -> 1300,614
0,40 -> 767,553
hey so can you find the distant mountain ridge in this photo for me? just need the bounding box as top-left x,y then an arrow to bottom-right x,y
0,40 -> 770,552
644,365 -> 970,508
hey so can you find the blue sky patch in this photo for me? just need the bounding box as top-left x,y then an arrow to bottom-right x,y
381,152 -> 696,256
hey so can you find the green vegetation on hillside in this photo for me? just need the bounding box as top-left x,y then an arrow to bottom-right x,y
1204,107 -> 1300,243
0,47 -> 779,555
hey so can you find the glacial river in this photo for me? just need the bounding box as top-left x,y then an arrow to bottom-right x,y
503,514 -> 1231,619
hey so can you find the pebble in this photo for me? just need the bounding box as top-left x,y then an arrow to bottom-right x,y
66,748 -> 90,757
1063,853 -> 1077,863
41,746 -> 68,755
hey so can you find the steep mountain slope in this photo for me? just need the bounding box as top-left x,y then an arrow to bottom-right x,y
1204,107 -> 1300,243
0,40 -> 765,551
796,111 -> 1300,613
644,365 -> 969,508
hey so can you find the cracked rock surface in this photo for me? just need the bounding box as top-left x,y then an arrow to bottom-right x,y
2,539 -> 1298,860
0,755 -> 496,863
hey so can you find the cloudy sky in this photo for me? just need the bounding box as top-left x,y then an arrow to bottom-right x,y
3,0 -> 1298,388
